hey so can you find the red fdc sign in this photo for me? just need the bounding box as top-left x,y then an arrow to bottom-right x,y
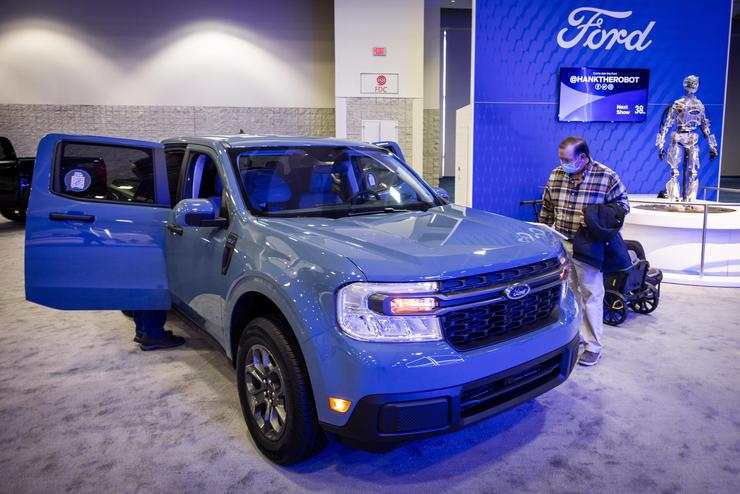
372,46 -> 386,57
361,73 -> 398,94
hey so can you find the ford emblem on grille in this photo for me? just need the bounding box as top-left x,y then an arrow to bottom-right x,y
504,284 -> 530,300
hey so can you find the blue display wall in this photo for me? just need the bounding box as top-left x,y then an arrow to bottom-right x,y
472,0 -> 733,218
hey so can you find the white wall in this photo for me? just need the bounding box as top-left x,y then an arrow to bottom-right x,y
334,0 -> 424,99
334,0 -> 425,171
454,104 -> 472,205
0,0 -> 334,108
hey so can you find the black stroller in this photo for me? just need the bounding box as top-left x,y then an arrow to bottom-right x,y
517,200 -> 663,326
602,240 -> 663,326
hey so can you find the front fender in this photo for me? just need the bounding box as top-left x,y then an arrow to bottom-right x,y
224,218 -> 365,412
225,272 -> 335,349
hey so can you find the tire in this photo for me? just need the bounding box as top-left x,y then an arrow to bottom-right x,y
603,291 -> 627,326
1,207 -> 26,223
236,316 -> 325,464
630,283 -> 659,314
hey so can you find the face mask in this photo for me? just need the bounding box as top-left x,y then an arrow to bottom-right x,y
560,159 -> 582,174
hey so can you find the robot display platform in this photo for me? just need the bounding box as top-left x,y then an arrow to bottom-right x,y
622,194 -> 740,287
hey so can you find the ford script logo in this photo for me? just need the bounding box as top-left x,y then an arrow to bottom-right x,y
515,227 -> 548,244
557,7 -> 656,51
505,284 -> 531,300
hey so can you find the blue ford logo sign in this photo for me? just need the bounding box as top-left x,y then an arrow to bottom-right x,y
505,284 -> 530,300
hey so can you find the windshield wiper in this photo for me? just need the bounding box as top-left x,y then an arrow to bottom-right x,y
261,201 -> 434,219
346,202 -> 434,217
347,207 -> 411,216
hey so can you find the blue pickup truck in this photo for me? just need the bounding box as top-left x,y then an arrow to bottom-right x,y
25,134 -> 580,464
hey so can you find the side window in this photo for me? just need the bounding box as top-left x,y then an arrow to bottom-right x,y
165,149 -> 185,207
54,143 -> 156,205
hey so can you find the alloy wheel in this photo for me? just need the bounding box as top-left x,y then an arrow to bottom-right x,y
245,344 -> 287,440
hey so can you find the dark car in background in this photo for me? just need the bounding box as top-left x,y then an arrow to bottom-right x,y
0,137 -> 34,222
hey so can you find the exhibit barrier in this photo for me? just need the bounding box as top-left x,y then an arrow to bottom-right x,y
699,187 -> 740,275
521,191 -> 740,287
626,192 -> 739,283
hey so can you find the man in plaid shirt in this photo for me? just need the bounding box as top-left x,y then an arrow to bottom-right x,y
539,136 -> 629,366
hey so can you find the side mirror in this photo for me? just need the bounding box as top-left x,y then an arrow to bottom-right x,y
173,199 -> 227,228
433,186 -> 450,203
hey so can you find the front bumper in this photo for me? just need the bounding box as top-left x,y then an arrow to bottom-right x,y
320,333 -> 579,444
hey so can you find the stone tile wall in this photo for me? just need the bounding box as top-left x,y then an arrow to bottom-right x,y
0,104 -> 335,156
423,108 -> 441,186
344,97 -> 414,161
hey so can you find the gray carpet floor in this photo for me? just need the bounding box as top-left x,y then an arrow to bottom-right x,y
0,218 -> 738,493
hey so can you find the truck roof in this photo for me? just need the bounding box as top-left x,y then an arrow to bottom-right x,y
161,135 -> 380,149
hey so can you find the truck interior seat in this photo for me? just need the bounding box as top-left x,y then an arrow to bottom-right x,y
130,156 -> 155,203
331,156 -> 359,198
241,168 -> 291,211
298,166 -> 342,208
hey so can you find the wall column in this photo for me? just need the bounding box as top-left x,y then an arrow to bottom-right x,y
334,0 -> 425,175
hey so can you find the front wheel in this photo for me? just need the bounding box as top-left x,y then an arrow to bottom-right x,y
236,317 -> 325,464
603,291 -> 627,326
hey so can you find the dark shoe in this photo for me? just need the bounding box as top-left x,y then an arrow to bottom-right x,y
134,330 -> 173,344
578,350 -> 602,366
139,333 -> 186,351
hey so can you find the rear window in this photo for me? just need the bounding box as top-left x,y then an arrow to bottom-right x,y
54,143 -> 156,205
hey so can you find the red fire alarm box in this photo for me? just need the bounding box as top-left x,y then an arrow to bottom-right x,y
372,47 -> 386,57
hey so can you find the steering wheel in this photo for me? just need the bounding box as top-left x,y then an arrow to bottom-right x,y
347,184 -> 387,204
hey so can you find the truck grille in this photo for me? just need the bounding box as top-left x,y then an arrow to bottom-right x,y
439,262 -> 562,351
438,257 -> 560,294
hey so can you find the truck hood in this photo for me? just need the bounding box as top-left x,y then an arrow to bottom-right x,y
260,204 -> 564,282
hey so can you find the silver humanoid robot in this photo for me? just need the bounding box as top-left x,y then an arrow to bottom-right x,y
655,75 -> 718,202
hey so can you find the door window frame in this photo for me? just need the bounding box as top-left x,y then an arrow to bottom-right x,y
179,144 -> 232,219
51,139 -> 170,208
164,144 -> 187,207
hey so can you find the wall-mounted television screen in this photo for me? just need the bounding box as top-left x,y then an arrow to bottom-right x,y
558,67 -> 650,122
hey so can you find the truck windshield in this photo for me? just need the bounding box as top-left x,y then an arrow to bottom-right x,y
228,146 -> 438,218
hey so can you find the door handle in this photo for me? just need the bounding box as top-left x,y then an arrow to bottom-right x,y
49,212 -> 95,222
221,232 -> 238,275
166,223 -> 183,236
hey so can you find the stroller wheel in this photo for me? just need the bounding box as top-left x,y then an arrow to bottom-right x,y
603,292 -> 627,326
631,283 -> 659,314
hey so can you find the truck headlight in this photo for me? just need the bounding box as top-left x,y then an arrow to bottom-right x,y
559,250 -> 572,302
336,282 -> 442,342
